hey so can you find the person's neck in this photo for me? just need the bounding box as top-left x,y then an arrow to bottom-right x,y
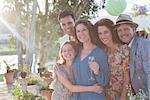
83,41 -> 95,51
80,41 -> 96,60
69,35 -> 75,41
65,61 -> 72,69
128,32 -> 137,44
64,61 -> 73,74
106,42 -> 118,53
65,31 -> 74,36
65,33 -> 76,41
127,36 -> 135,48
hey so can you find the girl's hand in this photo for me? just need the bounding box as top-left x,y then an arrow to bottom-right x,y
89,62 -> 100,75
120,96 -> 126,100
91,84 -> 103,94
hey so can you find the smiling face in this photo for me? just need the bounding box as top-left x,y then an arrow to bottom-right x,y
75,23 -> 91,43
61,43 -> 75,62
59,16 -> 75,36
116,24 -> 135,44
97,26 -> 113,46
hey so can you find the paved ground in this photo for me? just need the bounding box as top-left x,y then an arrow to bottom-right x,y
0,82 -> 13,100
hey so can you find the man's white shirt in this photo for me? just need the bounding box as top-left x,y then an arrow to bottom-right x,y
59,34 -> 70,47
128,37 -> 135,48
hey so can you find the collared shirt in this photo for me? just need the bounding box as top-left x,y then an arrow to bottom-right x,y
59,34 -> 70,46
128,37 -> 135,48
59,34 -> 76,46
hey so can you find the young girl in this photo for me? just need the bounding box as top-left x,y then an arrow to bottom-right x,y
51,41 -> 102,100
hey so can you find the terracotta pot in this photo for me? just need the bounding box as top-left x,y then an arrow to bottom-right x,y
20,72 -> 27,78
41,90 -> 53,100
44,71 -> 52,79
39,72 -> 45,77
4,72 -> 14,84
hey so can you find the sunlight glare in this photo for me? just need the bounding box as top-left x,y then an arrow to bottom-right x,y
0,0 -> 4,10
0,17 -> 28,48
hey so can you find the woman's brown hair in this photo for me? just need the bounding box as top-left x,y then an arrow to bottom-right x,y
94,18 -> 121,49
75,20 -> 99,46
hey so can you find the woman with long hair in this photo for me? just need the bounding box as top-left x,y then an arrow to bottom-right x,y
71,20 -> 109,100
94,18 -> 130,100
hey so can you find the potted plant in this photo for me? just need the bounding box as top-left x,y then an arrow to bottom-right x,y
27,74 -> 40,96
43,71 -> 52,79
40,81 -> 53,100
27,78 -> 39,85
39,70 -> 53,100
20,71 -> 27,79
3,60 -> 14,84
20,64 -> 28,79
23,92 -> 35,100
37,67 -> 46,77
12,83 -> 24,99
12,83 -> 35,100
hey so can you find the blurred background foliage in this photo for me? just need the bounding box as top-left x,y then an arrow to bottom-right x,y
0,0 -> 102,71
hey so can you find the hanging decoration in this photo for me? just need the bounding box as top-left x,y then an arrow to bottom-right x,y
105,0 -> 127,16
132,4 -> 150,16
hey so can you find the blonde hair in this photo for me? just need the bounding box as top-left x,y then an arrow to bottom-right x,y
57,41 -> 78,64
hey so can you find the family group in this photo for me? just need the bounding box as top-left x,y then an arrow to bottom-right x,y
51,10 -> 150,100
